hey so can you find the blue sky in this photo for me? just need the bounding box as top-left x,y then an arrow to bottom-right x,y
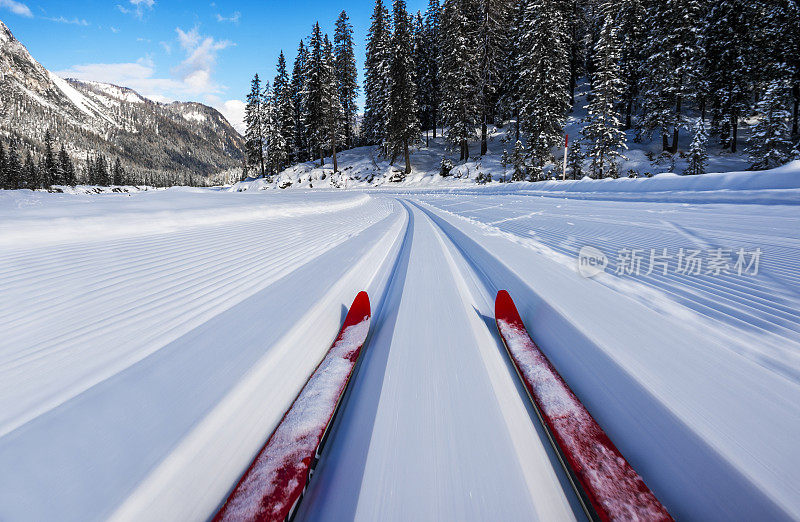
0,0 -> 428,132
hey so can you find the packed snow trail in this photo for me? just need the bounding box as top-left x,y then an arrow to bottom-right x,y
406,196 -> 800,520
1,186 -> 800,521
0,191 -> 404,521
295,202 -> 579,521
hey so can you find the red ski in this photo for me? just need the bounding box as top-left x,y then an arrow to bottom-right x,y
214,291 -> 371,522
495,290 -> 672,522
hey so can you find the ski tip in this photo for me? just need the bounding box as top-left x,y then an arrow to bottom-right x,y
349,291 -> 371,321
495,289 -> 517,319
496,289 -> 511,305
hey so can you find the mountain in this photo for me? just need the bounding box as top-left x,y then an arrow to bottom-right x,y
0,20 -> 244,179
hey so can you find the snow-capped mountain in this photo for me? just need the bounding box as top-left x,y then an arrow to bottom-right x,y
0,20 -> 244,178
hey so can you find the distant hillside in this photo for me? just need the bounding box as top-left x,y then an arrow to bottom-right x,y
0,20 -> 244,179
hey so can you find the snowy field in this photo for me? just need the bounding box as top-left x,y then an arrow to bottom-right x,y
2,166 -> 800,521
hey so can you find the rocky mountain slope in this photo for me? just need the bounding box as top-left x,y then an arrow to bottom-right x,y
0,20 -> 243,178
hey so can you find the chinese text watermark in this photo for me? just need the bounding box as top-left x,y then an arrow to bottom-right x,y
578,247 -> 762,278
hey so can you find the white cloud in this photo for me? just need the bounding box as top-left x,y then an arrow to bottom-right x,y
117,0 -> 154,19
110,26 -> 120,33
0,0 -> 33,17
216,11 -> 240,23
172,25 -> 233,94
45,16 -> 89,26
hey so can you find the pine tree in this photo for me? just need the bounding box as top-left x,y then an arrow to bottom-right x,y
440,0 -> 481,161
58,145 -> 75,186
509,139 -> 527,181
413,12 -> 430,144
567,138 -> 586,179
614,0 -> 646,129
363,0 -> 392,146
290,41 -> 310,162
335,11 -> 359,149
582,16 -> 627,179
113,158 -> 126,185
6,142 -> 22,189
640,0 -> 704,153
517,0 -> 571,165
705,0 -> 753,153
322,34 -> 345,172
387,0 -> 420,175
303,23 -> 333,167
476,0 -> 512,156
244,74 -> 266,178
270,52 -> 295,174
497,0 -> 526,142
747,79 -> 794,170
423,0 -> 442,138
96,154 -> 110,186
43,129 -> 57,187
23,150 -> 37,189
684,119 -> 708,175
261,79 -> 275,180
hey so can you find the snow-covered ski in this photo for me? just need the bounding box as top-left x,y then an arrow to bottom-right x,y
494,290 -> 672,522
213,291 -> 372,522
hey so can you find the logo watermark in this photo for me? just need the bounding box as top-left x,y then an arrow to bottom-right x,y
577,246 -> 609,278
577,247 -> 762,279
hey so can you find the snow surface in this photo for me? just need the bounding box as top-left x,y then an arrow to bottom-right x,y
48,71 -> 115,125
1,164 -> 799,521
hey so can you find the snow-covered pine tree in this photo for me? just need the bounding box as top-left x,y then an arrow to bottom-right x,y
704,0 -> 752,153
509,139 -> 527,181
6,141 -> 21,189
290,41 -> 310,163
582,16 -> 627,179
640,0 -> 704,153
322,34 -> 345,172
684,119 -> 708,175
303,23 -> 328,167
517,0 -> 571,167
269,52 -> 295,174
58,145 -> 75,186
496,0 -> 525,142
112,158 -> 125,185
244,73 -> 266,178
43,130 -> 57,187
23,150 -> 37,189
363,0 -> 392,146
440,0 -> 481,161
567,137 -> 585,179
387,0 -> 420,175
334,11 -> 359,149
476,0 -> 513,156
423,0 -> 442,138
747,79 -> 794,170
412,11 -> 430,144
613,0 -> 646,130
261,79 -> 275,180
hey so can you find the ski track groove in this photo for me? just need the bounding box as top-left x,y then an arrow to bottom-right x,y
419,196 -> 800,351
0,198 -> 394,436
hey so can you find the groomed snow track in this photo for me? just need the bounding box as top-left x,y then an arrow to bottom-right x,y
1,189 -> 799,521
